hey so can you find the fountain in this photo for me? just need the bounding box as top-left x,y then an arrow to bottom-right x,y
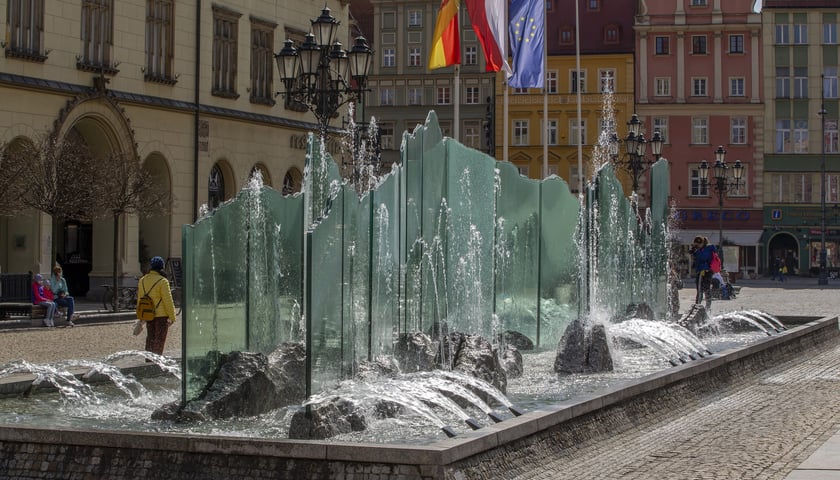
4,99 -> 833,479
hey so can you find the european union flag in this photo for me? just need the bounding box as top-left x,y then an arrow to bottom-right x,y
508,0 -> 545,89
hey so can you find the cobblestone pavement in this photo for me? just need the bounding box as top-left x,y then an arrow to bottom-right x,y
509,278 -> 840,480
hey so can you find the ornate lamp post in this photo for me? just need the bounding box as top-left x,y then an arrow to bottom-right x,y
274,8 -> 374,181
818,87 -> 828,285
699,145 -> 743,264
609,113 -> 664,195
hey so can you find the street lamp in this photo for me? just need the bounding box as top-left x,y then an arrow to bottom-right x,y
699,146 -> 744,264
275,7 -> 375,182
818,80 -> 828,285
609,113 -> 664,195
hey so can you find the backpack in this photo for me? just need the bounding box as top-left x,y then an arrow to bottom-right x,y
136,277 -> 163,321
710,251 -> 722,273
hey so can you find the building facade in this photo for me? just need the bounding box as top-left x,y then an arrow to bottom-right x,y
761,0 -> 840,277
635,0 -> 764,277
0,0 -> 351,296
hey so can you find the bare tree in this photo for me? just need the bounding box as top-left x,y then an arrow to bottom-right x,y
1,133 -> 101,221
94,152 -> 171,309
0,141 -> 29,217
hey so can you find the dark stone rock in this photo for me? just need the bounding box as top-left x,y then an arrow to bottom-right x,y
500,345 -> 523,379
394,331 -> 438,373
554,320 -> 614,374
288,398 -> 367,440
355,358 -> 400,380
444,333 -> 507,394
154,343 -> 306,422
678,304 -> 710,335
499,330 -> 535,351
374,400 -> 405,419
625,303 -> 656,320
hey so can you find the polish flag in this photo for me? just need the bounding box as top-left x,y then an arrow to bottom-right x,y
464,0 -> 511,74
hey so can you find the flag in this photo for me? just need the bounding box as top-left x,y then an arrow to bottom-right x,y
509,0 -> 545,88
429,0 -> 461,69
463,0 -> 510,74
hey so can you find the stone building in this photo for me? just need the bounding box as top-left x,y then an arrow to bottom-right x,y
0,0 -> 351,296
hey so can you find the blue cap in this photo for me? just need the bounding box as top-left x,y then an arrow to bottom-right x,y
150,256 -> 165,271
34,274 -> 43,282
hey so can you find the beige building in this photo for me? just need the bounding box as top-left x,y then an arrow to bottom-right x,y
0,0 -> 352,296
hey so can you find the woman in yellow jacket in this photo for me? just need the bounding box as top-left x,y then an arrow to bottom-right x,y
137,256 -> 177,355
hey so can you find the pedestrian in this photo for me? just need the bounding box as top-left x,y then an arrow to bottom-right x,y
50,264 -> 77,327
771,256 -> 782,281
31,273 -> 57,327
690,236 -> 717,307
136,256 -> 177,356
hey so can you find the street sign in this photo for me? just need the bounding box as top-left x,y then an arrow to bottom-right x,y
771,209 -> 782,221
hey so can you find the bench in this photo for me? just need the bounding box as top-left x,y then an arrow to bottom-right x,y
0,273 -> 64,326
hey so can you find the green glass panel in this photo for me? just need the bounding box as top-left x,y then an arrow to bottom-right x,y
445,140 -> 496,338
308,188 -> 346,391
371,172 -> 401,358
345,189 -> 371,371
495,162 -> 540,347
420,125 -> 448,338
538,176 -> 580,347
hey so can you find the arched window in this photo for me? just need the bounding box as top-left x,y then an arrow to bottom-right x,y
282,167 -> 302,195
208,163 -> 225,208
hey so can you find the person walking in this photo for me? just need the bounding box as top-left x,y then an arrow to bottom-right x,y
50,265 -> 76,327
31,274 -> 57,327
136,256 -> 177,356
690,236 -> 717,308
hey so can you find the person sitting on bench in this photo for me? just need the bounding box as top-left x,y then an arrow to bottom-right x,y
31,274 -> 57,327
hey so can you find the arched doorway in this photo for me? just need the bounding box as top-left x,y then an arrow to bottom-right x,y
139,153 -> 172,269
208,161 -> 234,209
768,232 -> 799,275
282,167 -> 302,195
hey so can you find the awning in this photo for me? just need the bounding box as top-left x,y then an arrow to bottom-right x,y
673,229 -> 763,246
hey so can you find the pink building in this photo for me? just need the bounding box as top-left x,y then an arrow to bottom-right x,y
635,0 -> 763,277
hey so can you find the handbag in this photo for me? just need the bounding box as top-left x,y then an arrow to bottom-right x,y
132,319 -> 144,336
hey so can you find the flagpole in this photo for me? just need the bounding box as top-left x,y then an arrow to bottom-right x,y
542,0 -> 548,178
575,0 -> 583,192
503,1 -> 509,164
454,64 -> 461,140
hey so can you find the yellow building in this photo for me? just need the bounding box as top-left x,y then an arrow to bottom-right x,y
496,53 -> 636,194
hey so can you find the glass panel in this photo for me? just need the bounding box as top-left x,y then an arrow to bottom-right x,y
495,162 -> 540,347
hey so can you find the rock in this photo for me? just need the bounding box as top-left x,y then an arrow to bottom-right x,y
678,304 -> 710,335
554,320 -> 614,374
500,345 -> 523,379
625,303 -> 656,320
394,331 -> 438,373
444,333 -> 507,394
288,398 -> 366,440
499,330 -> 534,351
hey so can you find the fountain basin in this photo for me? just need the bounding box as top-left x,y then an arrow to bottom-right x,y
1,315 -> 836,479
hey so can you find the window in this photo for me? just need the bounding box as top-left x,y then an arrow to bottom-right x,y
729,165 -> 748,197
731,117 -> 747,144
6,0 -> 46,60
793,120 -> 809,153
776,24 -> 790,44
826,119 -> 839,153
599,69 -> 615,93
407,87 -> 422,105
465,46 -> 477,65
653,117 -> 668,143
465,86 -> 480,104
825,67 -> 839,98
211,7 -> 239,97
766,174 -> 812,203
730,77 -> 745,97
408,47 -> 422,67
824,23 -> 838,44
775,119 -> 791,153
728,34 -> 744,54
408,9 -> 422,27
588,0 -> 599,10
692,117 -> 708,144
464,121 -> 480,149
546,70 -> 558,94
569,166 -> 581,193
776,67 -> 790,98
513,87 -> 528,94
382,11 -> 396,29
80,0 -> 115,70
691,35 -> 707,54
379,123 -> 394,150
518,165 -> 530,177
793,23 -> 807,44
571,70 -> 586,93
655,36 -> 670,55
604,25 -> 619,44
655,77 -> 671,97
380,87 -> 395,106
690,167 -> 709,197
560,26 -> 574,45
513,120 -> 529,146
545,119 -> 558,145
794,67 -> 808,98
692,77 -> 708,97
437,86 -> 451,104
382,48 -> 395,67
145,0 -> 175,82
570,119 -> 586,145
249,19 -> 275,105
690,0 -> 707,5
208,163 -> 227,208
